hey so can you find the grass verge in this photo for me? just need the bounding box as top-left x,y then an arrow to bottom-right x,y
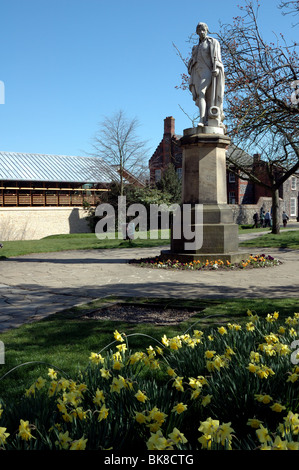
240,230 -> 299,249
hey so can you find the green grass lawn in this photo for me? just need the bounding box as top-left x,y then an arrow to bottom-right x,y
1,296 -> 299,402
240,229 -> 299,249
0,230 -> 171,258
0,227 -> 298,258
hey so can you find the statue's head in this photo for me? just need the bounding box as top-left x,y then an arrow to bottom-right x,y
196,22 -> 208,37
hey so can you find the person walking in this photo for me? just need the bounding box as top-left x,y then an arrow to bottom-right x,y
260,210 -> 265,227
265,210 -> 271,228
282,211 -> 289,228
253,212 -> 259,228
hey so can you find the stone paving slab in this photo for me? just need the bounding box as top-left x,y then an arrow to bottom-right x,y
0,233 -> 298,332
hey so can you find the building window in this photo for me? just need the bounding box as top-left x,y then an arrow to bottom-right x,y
176,168 -> 182,179
229,191 -> 236,204
155,169 -> 161,182
290,197 -> 297,217
229,172 -> 236,183
291,176 -> 297,191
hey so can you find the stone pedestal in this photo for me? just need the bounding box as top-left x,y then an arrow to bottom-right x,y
161,127 -> 250,263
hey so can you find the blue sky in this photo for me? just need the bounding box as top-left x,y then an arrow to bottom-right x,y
0,0 -> 297,160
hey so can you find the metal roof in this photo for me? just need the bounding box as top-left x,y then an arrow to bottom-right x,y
0,151 -> 120,183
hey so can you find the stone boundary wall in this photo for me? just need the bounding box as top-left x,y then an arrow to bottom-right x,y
230,197 -> 298,225
230,204 -> 259,225
0,207 -> 90,240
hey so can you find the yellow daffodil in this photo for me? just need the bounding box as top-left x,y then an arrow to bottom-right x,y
98,404 -> 109,422
161,335 -> 169,346
198,417 -> 220,436
116,343 -> 127,353
112,360 -> 123,371
48,368 -> 57,380
172,403 -> 187,414
135,390 -> 148,403
113,330 -> 124,342
284,410 -> 299,431
201,395 -> 212,407
198,434 -> 212,449
100,368 -> 111,379
69,437 -> 88,450
93,389 -> 105,406
18,419 -> 35,441
270,402 -> 286,413
289,327 -> 297,337
271,436 -> 288,450
135,412 -> 147,424
146,430 -> 173,450
217,326 -> 227,335
0,427 -> 9,446
254,394 -> 273,404
55,430 -> 72,450
50,387 -> 59,403
110,377 -> 125,393
247,418 -> 263,429
149,408 -> 168,426
168,427 -> 188,445
72,407 -> 88,421
169,336 -> 182,350
218,422 -> 234,445
249,351 -> 260,363
190,386 -> 202,400
246,322 -> 255,331
256,425 -> 271,444
89,352 -> 105,365
156,346 -> 164,355
205,350 -> 216,359
228,323 -> 242,331
167,367 -> 177,377
287,441 -> 299,450
172,376 -> 184,392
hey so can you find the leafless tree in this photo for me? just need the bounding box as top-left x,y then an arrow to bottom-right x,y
279,0 -> 299,25
216,0 -> 299,233
90,110 -> 149,196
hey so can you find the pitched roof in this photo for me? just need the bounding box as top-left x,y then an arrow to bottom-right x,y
226,144 -> 253,167
0,151 -> 120,183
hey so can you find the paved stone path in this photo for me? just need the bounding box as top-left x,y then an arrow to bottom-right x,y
0,230 -> 298,332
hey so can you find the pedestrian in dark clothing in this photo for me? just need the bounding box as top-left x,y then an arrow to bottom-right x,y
253,212 -> 259,228
282,211 -> 289,228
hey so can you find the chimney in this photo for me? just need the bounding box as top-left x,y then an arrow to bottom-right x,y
164,116 -> 175,136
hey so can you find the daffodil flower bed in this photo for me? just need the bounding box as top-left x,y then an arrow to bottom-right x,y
0,310 -> 298,450
129,254 -> 282,270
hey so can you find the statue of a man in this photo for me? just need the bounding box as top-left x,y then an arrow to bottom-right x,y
188,22 -> 225,127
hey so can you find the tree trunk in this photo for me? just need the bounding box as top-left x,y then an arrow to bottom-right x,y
271,188 -> 280,234
120,161 -> 124,197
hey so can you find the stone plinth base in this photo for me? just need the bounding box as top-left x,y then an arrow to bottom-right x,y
160,249 -> 252,264
171,222 -> 239,254
164,126 -> 247,264
170,203 -> 239,254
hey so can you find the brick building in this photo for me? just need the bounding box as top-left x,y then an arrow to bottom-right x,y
149,117 -> 299,223
149,117 -> 182,184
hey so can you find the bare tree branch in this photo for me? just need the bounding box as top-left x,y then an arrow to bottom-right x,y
89,110 -> 149,195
